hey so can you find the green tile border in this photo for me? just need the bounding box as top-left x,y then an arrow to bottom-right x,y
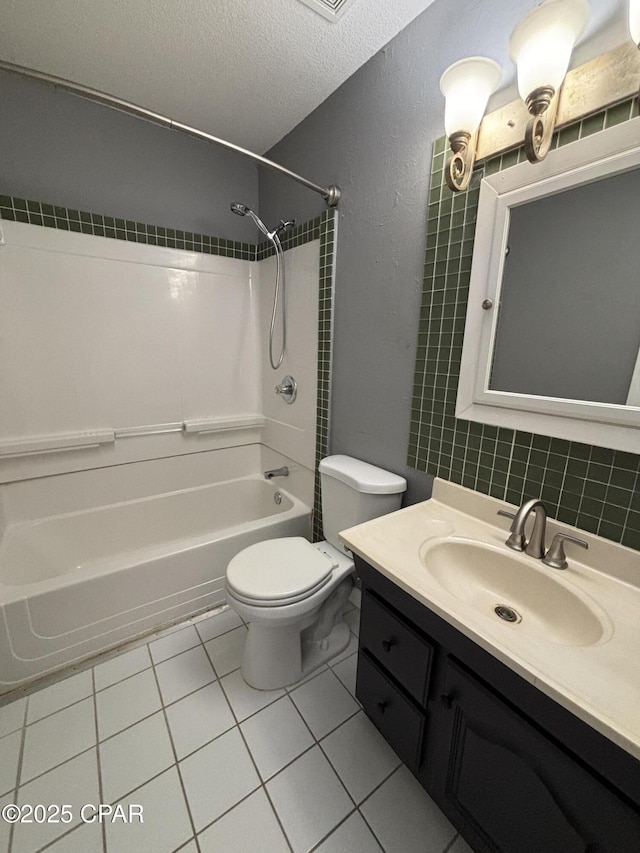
408,100 -> 640,552
1,194 -> 335,536
0,194 -> 254,259
313,209 -> 336,541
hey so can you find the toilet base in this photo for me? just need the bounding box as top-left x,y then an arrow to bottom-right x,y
238,576 -> 353,690
241,618 -> 351,690
300,621 -> 351,681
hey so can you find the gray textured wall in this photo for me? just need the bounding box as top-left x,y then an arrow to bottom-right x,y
260,0 -> 627,504
0,74 -> 259,242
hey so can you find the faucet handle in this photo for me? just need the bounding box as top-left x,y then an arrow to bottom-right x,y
274,375 -> 297,404
542,532 -> 588,570
497,509 -> 516,522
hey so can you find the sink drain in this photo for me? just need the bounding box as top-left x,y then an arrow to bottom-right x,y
494,604 -> 521,623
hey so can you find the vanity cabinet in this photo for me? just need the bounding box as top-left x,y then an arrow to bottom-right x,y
355,556 -> 640,853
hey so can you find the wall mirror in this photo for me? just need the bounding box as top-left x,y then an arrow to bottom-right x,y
456,116 -> 640,453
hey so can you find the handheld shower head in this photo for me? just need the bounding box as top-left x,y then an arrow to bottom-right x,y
229,201 -> 295,372
230,202 -> 270,238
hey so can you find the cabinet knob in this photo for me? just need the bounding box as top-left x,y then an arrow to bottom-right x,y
440,693 -> 453,710
381,638 -> 396,652
376,701 -> 388,714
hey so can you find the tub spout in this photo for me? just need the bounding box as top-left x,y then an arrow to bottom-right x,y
264,466 -> 289,479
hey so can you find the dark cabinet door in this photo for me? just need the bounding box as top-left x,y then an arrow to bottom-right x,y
432,659 -> 640,853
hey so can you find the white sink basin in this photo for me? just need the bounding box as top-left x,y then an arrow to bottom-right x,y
420,537 -> 612,647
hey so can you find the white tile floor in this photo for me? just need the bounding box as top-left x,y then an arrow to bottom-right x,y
0,604 -> 473,853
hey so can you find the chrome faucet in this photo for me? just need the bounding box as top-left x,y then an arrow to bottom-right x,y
264,466 -> 289,479
498,498 -> 547,559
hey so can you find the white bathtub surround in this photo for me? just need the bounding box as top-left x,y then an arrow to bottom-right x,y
0,604 -> 467,853
0,222 -> 321,483
0,223 -> 257,479
0,449 -> 311,694
259,240 -> 320,470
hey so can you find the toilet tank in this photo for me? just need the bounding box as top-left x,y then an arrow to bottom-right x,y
318,455 -> 407,554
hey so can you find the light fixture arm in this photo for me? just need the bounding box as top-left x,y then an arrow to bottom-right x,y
445,131 -> 478,192
524,86 -> 559,162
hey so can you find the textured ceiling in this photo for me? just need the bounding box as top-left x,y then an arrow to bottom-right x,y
0,0 -> 438,153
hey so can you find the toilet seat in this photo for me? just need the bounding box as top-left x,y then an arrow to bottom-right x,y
226,537 -> 337,607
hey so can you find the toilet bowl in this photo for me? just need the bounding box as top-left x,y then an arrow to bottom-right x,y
226,538 -> 354,689
225,455 -> 406,690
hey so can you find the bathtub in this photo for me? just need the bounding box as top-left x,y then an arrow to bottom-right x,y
0,468 -> 311,693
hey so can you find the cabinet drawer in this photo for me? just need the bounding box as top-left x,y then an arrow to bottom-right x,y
360,589 -> 433,703
356,651 -> 425,770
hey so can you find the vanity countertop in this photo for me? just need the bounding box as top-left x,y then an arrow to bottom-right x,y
340,478 -> 640,761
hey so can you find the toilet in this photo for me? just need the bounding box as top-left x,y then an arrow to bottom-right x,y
225,455 -> 406,690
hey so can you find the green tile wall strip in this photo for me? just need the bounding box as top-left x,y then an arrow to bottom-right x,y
313,209 -> 336,542
0,194 -> 334,538
0,195 -> 254,259
408,99 -> 640,551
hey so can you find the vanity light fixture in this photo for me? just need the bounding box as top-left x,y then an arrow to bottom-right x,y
440,57 -> 502,192
509,0 -> 590,162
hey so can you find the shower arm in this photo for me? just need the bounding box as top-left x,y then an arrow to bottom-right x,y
0,60 -> 341,208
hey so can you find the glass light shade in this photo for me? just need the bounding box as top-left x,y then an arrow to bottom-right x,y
440,57 -> 502,137
509,0 -> 590,100
630,0 -> 640,45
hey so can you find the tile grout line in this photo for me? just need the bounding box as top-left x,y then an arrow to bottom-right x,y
6,694 -> 29,853
148,655 -> 203,853
443,833 -> 463,853
306,807 -> 361,852
236,726 -> 295,853
279,665 -> 373,843
355,764 -> 407,852
209,669 -> 296,852
14,742 -> 98,797
92,666 -> 108,853
34,675 -> 104,853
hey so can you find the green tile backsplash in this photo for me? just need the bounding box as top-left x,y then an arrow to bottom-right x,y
408,100 -> 640,552
0,195 -> 335,539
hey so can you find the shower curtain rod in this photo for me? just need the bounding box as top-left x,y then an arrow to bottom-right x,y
0,60 -> 341,208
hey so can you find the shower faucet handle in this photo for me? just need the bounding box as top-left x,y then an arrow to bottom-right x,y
274,375 -> 297,404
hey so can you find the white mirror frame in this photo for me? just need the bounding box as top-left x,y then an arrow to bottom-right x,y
456,116 -> 640,453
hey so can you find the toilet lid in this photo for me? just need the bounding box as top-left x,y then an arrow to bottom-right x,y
226,537 -> 336,602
